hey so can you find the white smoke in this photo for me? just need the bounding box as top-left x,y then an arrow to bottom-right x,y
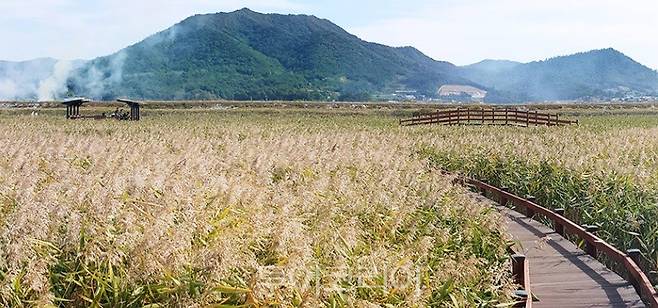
37,60 -> 74,101
0,58 -> 55,100
142,24 -> 180,48
167,25 -> 179,41
109,50 -> 127,83
0,79 -> 18,100
0,49 -> 127,101
83,50 -> 127,99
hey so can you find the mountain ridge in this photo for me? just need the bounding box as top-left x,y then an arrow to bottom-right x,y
1,9 -> 657,102
65,9 -> 480,101
459,48 -> 658,101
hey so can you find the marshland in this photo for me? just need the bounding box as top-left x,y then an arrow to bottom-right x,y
1,105 -> 657,307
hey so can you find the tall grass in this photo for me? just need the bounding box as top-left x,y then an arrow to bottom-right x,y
414,117 -> 658,286
0,110 -> 514,307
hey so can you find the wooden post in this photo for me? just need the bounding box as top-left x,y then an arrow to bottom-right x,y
511,253 -> 528,308
585,225 -> 599,258
505,108 -> 509,126
525,110 -> 529,127
525,195 -> 536,218
489,109 -> 493,124
512,254 -> 526,287
535,110 -> 539,126
456,107 -> 461,125
627,249 -> 642,266
500,187 -> 509,207
481,108 -> 485,124
556,114 -> 560,126
554,208 -> 565,235
627,249 -> 642,286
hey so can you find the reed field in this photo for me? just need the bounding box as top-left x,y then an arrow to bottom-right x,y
416,111 -> 658,283
2,106 -> 658,307
0,109 -> 514,307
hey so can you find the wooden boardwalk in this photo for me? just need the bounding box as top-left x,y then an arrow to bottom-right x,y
501,206 -> 645,307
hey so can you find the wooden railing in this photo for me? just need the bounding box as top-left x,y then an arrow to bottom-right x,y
400,108 -> 578,127
463,177 -> 658,307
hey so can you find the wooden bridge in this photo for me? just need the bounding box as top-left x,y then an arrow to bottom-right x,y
400,108 -> 579,127
460,177 -> 657,307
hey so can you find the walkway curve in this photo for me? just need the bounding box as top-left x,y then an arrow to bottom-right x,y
501,206 -> 644,307
470,192 -> 646,307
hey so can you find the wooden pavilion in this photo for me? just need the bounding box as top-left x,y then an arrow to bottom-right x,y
63,98 -> 90,119
117,99 -> 141,121
62,98 -> 142,121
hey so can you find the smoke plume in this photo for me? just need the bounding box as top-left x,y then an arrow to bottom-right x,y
37,60 -> 76,101
0,50 -> 127,101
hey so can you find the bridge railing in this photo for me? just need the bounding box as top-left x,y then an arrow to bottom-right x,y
400,108 -> 578,127
462,177 -> 658,307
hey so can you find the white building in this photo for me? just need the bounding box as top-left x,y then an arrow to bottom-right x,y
438,85 -> 487,100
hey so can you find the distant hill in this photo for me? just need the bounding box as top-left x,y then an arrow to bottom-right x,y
3,10 -> 658,103
460,49 -> 658,101
67,8 -> 474,101
463,59 -> 522,74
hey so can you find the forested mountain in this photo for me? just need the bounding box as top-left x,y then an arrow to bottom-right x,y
67,8 -> 475,101
460,49 -> 658,101
3,9 -> 658,102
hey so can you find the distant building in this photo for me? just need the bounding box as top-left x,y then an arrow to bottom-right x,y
438,85 -> 487,100
375,90 -> 421,102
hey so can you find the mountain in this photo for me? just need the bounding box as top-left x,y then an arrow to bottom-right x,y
460,49 -> 658,101
463,59 -> 522,74
67,8 -> 475,101
3,10 -> 658,103
0,58 -> 57,78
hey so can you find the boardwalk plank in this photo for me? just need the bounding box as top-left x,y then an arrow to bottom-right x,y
499,206 -> 645,307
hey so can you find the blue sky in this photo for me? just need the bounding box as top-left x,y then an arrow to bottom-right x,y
2,0 -> 658,68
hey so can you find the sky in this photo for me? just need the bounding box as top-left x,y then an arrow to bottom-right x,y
2,0 -> 658,69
